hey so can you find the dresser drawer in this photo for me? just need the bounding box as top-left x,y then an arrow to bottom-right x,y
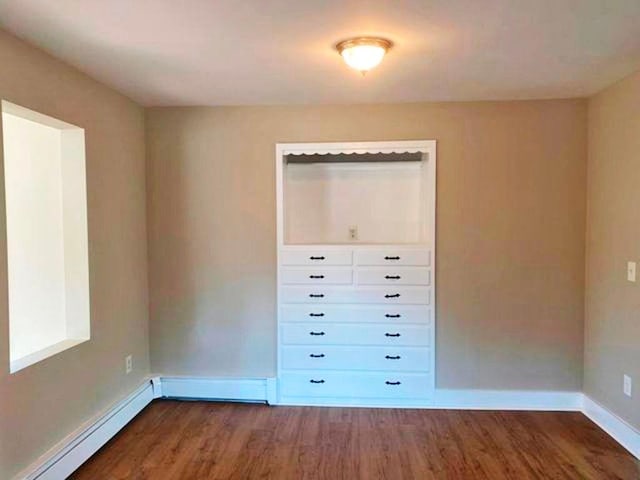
281,249 -> 352,266
356,267 -> 431,286
280,372 -> 432,399
281,286 -> 430,305
281,267 -> 352,285
281,323 -> 431,346
280,304 -> 431,324
281,346 -> 431,372
355,249 -> 430,266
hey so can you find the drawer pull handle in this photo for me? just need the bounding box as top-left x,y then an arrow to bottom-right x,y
385,256 -> 401,260
385,355 -> 401,360
309,256 -> 325,260
309,275 -> 325,279
309,294 -> 325,298
309,353 -> 325,358
309,313 -> 325,317
385,333 -> 401,337
385,314 -> 401,318
309,331 -> 325,336
385,275 -> 401,280
310,379 -> 325,384
385,381 -> 402,386
385,294 -> 401,298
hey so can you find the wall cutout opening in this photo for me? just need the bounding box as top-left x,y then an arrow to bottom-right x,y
1,101 -> 90,373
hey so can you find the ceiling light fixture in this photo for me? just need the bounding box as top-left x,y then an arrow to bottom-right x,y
336,37 -> 392,75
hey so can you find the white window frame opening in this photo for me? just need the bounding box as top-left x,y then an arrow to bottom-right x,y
1,100 -> 90,373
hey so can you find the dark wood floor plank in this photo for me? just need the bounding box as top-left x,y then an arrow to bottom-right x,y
71,400 -> 640,480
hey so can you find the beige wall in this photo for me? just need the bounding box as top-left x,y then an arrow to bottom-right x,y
0,30 -> 149,479
146,100 -> 587,391
585,70 -> 640,430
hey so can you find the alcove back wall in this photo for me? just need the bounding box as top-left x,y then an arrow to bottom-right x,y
146,100 -> 587,390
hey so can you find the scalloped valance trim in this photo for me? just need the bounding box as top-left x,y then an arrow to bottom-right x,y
278,140 -> 436,157
285,148 -> 430,155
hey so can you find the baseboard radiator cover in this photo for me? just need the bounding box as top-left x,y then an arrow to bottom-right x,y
14,380 -> 154,480
158,376 -> 278,404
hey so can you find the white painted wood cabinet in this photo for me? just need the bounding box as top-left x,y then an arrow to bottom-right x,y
276,141 -> 436,407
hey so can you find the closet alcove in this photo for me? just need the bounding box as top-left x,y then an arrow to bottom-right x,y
275,141 -> 436,407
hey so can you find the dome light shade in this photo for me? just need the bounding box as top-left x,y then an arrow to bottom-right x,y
336,37 -> 392,74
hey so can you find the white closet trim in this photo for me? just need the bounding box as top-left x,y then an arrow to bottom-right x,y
275,140 -> 437,407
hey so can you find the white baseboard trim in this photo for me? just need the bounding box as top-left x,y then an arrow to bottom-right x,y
150,376 -> 163,399
14,379 -> 154,480
277,390 -> 582,410
434,389 -> 583,411
159,376 -> 277,403
582,395 -> 640,459
266,377 -> 278,404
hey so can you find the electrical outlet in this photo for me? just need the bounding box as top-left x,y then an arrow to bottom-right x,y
125,355 -> 132,374
348,225 -> 358,241
623,374 -> 632,397
627,261 -> 636,282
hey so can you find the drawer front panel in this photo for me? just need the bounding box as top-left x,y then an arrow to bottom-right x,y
281,268 -> 353,285
356,267 -> 431,286
281,249 -> 352,266
280,305 -> 431,324
281,286 -> 430,305
355,249 -> 430,266
281,323 -> 431,346
281,346 -> 431,372
280,372 -> 432,399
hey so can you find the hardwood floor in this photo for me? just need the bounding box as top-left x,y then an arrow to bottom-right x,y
72,400 -> 639,480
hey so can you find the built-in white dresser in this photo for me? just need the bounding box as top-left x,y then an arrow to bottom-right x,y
276,140 -> 436,407
277,245 -> 434,405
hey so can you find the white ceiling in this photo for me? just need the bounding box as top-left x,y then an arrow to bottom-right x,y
1,0 -> 639,106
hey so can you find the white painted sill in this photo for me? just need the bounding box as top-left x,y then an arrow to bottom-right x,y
10,338 -> 89,373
